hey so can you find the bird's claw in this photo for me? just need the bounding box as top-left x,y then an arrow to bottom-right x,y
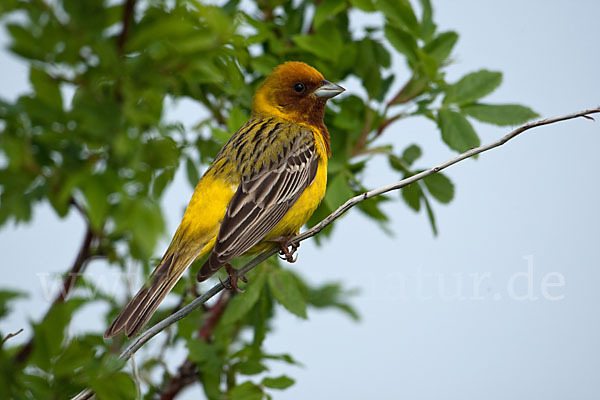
222,264 -> 248,293
278,241 -> 299,263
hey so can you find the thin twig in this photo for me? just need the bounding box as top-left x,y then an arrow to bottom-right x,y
2,328 -> 24,344
70,106 -> 599,400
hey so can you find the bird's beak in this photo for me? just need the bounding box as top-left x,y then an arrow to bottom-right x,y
314,80 -> 345,98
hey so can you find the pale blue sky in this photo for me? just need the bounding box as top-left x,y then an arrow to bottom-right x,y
1,1 -> 599,399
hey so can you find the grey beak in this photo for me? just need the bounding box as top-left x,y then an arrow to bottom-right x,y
314,80 -> 345,98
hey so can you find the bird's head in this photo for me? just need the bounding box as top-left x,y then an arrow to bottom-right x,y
252,61 -> 345,125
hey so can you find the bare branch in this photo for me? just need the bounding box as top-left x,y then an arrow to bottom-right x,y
70,106 -> 599,400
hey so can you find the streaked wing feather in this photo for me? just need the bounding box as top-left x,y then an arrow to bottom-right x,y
203,125 -> 319,274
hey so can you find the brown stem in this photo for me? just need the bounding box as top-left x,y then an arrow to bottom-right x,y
386,76 -> 425,109
118,0 -> 137,55
14,227 -> 95,363
70,197 -> 87,221
2,329 -> 24,344
159,360 -> 196,400
376,113 -> 407,137
158,291 -> 231,400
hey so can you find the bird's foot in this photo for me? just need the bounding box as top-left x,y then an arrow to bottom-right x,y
221,263 -> 248,294
271,236 -> 300,263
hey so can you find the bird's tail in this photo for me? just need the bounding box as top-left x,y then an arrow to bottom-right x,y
104,250 -> 196,339
196,253 -> 221,282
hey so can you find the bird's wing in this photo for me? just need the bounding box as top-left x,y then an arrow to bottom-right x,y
198,122 -> 319,279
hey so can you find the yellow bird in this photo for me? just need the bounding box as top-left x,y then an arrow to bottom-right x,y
105,62 -> 344,338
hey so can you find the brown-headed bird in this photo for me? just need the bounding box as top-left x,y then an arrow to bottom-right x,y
104,61 -> 344,338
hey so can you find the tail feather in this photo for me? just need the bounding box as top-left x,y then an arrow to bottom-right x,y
197,253 -> 221,282
104,252 -> 191,338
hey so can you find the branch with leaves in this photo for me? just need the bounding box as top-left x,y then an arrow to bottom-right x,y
70,106 -> 600,400
1,0 -> 595,398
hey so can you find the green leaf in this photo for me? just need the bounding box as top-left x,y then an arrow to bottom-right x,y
353,39 -> 385,99
31,299 -> 86,371
186,157 -> 200,188
0,290 -> 26,319
377,0 -> 419,35
221,267 -> 267,324
307,283 -> 359,320
384,24 -> 419,64
401,181 -> 423,211
422,195 -> 438,236
250,54 -> 279,76
114,198 -> 165,260
268,268 -> 307,318
324,173 -> 353,211
30,68 -> 62,109
402,144 -> 422,166
373,39 -> 392,66
415,49 -> 439,79
262,353 -> 301,365
376,74 -> 395,102
6,24 -> 44,61
127,16 -> 196,51
444,70 -> 503,105
187,339 -> 219,365
423,173 -> 454,203
418,0 -> 436,40
81,178 -> 108,229
293,25 -> 342,62
250,290 -> 269,349
357,195 -> 390,224
389,155 -> 407,172
262,375 -> 295,390
462,103 -> 539,126
229,381 -> 263,400
152,167 -> 176,198
423,31 -> 458,63
227,105 -> 249,133
236,360 -> 268,375
16,373 -> 48,399
91,371 -> 137,400
211,126 -> 233,145
389,76 -> 428,105
349,0 -> 376,12
313,0 -> 346,29
53,339 -> 93,378
437,109 -> 480,153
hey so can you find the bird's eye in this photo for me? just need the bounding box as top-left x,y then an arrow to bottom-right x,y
293,82 -> 305,93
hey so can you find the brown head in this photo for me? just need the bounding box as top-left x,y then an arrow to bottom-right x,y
252,62 -> 344,153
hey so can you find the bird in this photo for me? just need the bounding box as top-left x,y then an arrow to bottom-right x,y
104,61 -> 344,338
